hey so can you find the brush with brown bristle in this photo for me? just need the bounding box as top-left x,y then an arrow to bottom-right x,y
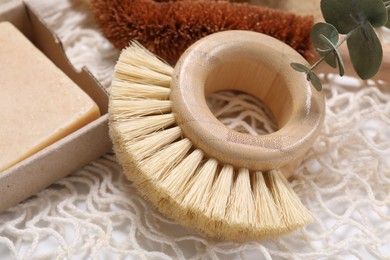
89,0 -> 314,64
108,30 -> 325,241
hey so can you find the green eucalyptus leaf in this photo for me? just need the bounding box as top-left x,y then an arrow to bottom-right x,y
323,52 -> 338,68
311,23 -> 339,46
290,62 -> 310,72
308,71 -> 323,91
385,0 -> 390,28
321,0 -> 357,33
319,34 -> 338,68
335,49 -> 345,76
347,22 -> 383,79
291,63 -> 322,91
311,23 -> 339,68
318,35 -> 345,75
321,0 -> 387,34
356,0 -> 387,27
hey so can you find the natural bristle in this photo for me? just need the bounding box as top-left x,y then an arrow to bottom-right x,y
181,159 -> 218,211
225,168 -> 256,237
159,149 -> 204,202
114,43 -> 173,86
140,138 -> 193,182
90,0 -> 313,64
252,171 -> 280,233
205,165 -> 235,223
110,81 -> 171,100
109,41 -> 313,241
129,126 -> 182,160
265,170 -> 313,230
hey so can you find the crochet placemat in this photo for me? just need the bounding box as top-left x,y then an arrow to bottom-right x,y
0,0 -> 389,259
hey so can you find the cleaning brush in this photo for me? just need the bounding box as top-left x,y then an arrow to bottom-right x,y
109,30 -> 325,240
89,0 -> 314,64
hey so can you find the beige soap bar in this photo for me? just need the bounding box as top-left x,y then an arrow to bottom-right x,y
0,22 -> 100,172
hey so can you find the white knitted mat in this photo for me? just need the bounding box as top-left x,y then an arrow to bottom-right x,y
1,0 -> 390,259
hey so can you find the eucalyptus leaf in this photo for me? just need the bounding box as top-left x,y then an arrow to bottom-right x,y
335,50 -> 345,76
290,63 -> 310,72
347,21 -> 383,79
355,0 -> 387,27
323,52 -> 338,68
321,0 -> 387,34
311,23 -> 339,46
311,23 -> 339,68
308,71 -> 323,91
319,35 -> 345,75
319,34 -> 338,68
290,63 -> 322,91
321,0 -> 357,33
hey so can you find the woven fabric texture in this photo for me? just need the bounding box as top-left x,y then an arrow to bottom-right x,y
0,0 -> 389,259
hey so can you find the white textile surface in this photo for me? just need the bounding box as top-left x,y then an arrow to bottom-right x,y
0,0 -> 390,259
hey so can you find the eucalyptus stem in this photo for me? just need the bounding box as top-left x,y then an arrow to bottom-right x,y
337,29 -> 354,47
310,55 -> 327,71
292,0 -> 389,91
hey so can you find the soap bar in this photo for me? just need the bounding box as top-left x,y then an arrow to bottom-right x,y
0,22 -> 101,172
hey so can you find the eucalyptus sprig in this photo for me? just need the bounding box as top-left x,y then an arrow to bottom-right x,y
291,0 -> 390,91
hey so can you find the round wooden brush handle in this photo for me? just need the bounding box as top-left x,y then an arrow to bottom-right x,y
171,31 -> 325,171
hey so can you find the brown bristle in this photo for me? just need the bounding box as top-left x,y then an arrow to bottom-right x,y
90,0 -> 314,64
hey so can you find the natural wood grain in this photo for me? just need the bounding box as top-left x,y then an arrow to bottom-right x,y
171,31 -> 325,171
